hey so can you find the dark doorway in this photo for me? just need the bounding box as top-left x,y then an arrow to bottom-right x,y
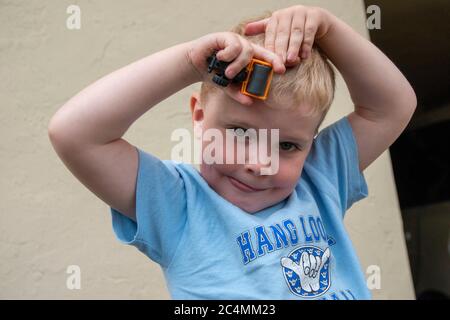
364,0 -> 450,299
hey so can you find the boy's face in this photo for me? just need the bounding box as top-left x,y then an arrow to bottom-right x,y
190,90 -> 322,214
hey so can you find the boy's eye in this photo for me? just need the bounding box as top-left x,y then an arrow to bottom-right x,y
279,142 -> 301,152
231,127 -> 247,137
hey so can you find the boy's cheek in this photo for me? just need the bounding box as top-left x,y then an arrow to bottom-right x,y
273,159 -> 304,187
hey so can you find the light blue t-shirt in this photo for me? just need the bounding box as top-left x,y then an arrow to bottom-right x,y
110,115 -> 370,300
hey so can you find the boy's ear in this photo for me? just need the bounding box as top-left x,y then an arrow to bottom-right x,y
190,91 -> 204,122
190,91 -> 200,114
190,92 -> 204,139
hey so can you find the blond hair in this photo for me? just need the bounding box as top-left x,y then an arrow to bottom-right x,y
200,11 -> 336,125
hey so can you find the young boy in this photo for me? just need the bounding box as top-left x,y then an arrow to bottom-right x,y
48,5 -> 416,299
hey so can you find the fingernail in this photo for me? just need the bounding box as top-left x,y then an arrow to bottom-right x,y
301,51 -> 308,59
274,64 -> 283,73
226,68 -> 233,78
287,53 -> 295,62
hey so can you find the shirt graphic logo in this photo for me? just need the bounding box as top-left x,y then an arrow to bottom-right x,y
281,246 -> 331,298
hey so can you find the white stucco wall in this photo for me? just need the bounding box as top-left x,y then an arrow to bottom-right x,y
0,0 -> 414,299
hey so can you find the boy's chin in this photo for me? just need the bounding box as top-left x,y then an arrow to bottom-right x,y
233,202 -> 267,214
224,193 -> 277,214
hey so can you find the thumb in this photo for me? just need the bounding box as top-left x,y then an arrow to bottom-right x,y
318,248 -> 331,271
244,18 -> 270,36
223,83 -> 254,106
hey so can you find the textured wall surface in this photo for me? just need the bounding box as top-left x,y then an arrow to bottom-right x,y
0,0 -> 415,299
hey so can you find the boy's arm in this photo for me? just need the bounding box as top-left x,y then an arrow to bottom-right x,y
316,9 -> 417,172
245,6 -> 417,172
48,41 -> 198,220
48,33 -> 284,220
49,41 -> 198,147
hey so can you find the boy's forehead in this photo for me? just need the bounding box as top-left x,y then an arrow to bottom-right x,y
207,91 -> 320,140
209,89 -> 315,115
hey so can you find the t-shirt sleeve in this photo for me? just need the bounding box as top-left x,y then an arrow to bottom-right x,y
110,147 -> 187,268
305,115 -> 368,216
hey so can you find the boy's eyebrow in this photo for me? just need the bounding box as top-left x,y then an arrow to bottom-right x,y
224,119 -> 257,129
280,133 -> 311,144
224,118 -> 310,144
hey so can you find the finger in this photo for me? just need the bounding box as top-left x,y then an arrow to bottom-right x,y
314,255 -> 321,277
318,248 -> 331,271
315,255 -> 321,273
301,281 -> 312,293
223,83 -> 254,106
264,16 -> 277,53
287,11 -> 306,64
281,257 -> 295,270
251,43 -> 286,74
284,57 -> 301,68
274,13 -> 293,64
224,38 -> 254,79
311,281 -> 320,292
309,253 -> 317,276
301,252 -> 310,275
301,13 -> 319,60
215,34 -> 243,63
281,257 -> 303,276
244,18 -> 270,36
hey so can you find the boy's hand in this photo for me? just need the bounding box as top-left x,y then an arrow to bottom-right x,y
244,6 -> 333,66
187,32 -> 286,106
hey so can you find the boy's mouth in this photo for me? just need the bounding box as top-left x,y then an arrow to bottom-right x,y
227,176 -> 267,193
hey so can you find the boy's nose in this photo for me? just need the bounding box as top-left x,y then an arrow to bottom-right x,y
244,161 -> 271,176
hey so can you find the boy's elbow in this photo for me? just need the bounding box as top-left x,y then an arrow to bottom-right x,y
407,85 -> 418,111
405,86 -> 417,119
396,84 -> 417,122
48,118 -> 66,156
48,111 -> 73,148
48,114 -> 63,143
